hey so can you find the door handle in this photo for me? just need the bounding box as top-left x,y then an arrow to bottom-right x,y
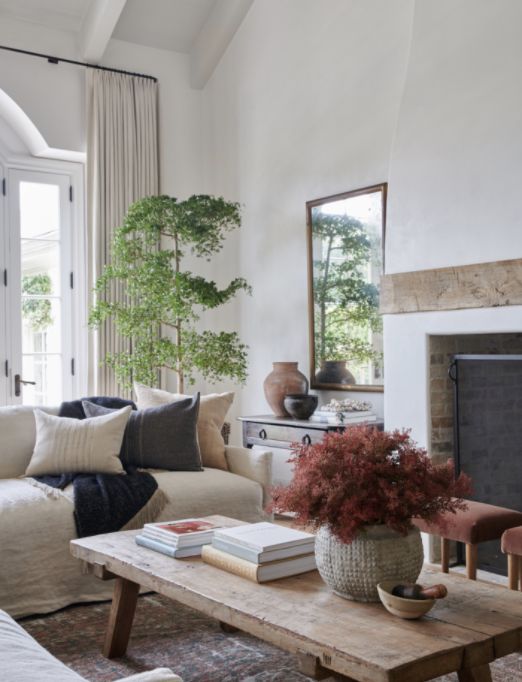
14,374 -> 36,397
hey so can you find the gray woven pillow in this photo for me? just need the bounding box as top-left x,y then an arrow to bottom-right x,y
82,394 -> 202,471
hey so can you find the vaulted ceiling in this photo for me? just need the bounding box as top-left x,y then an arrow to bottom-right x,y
0,0 -> 252,87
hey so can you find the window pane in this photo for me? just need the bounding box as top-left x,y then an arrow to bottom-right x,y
22,298 -> 61,354
22,355 -> 62,406
21,239 -> 61,296
19,182 -> 60,240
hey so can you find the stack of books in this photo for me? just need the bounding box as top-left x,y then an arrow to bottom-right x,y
136,518 -> 224,558
310,409 -> 377,425
201,522 -> 316,583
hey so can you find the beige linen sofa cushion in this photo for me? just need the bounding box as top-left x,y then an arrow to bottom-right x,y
25,406 -> 131,476
134,384 -> 233,471
0,405 -> 59,479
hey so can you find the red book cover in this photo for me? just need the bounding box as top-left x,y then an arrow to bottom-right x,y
155,520 -> 217,535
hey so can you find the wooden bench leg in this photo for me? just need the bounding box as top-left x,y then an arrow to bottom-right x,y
219,621 -> 239,633
103,577 -> 140,659
457,663 -> 492,681
466,544 -> 478,580
296,651 -> 357,681
441,537 -> 450,573
507,554 -> 520,590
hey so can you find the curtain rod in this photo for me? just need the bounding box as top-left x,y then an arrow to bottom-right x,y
0,44 -> 158,82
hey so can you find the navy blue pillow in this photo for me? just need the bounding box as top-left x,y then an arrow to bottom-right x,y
59,396 -> 136,419
82,394 -> 202,472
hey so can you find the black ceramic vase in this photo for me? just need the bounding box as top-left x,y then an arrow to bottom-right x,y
315,360 -> 356,385
283,393 -> 318,420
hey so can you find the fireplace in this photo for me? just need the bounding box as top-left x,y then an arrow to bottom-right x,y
428,334 -> 522,575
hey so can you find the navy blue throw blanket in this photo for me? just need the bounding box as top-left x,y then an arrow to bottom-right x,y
33,397 -> 160,538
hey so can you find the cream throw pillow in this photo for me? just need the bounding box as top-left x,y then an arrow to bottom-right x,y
25,406 -> 132,477
134,384 -> 234,471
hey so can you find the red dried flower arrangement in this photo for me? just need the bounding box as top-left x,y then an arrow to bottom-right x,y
271,426 -> 471,544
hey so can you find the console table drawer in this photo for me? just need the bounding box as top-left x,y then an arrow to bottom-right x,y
244,421 -> 327,448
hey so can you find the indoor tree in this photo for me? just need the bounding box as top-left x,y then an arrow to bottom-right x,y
90,194 -> 251,392
312,211 -> 381,368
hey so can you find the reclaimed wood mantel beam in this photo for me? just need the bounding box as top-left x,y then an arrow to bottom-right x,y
380,258 -> 522,314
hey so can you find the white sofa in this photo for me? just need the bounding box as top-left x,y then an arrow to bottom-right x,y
0,609 -> 182,682
0,405 -> 273,618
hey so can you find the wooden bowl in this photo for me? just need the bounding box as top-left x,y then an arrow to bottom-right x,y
377,581 -> 435,620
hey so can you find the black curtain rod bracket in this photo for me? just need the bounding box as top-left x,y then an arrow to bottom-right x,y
0,44 -> 157,82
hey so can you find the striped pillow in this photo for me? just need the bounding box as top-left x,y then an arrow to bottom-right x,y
25,406 -> 131,476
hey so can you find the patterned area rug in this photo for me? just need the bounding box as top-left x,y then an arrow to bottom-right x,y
21,594 -> 522,682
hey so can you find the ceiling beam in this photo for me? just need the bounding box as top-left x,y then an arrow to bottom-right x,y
80,0 -> 127,63
190,0 -> 254,89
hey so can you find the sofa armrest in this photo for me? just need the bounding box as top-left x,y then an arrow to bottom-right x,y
115,669 -> 182,682
225,445 -> 273,507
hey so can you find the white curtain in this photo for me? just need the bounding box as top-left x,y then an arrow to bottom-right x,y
87,70 -> 159,396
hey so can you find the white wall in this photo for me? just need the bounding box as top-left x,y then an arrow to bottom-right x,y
202,0 -> 414,430
387,0 -> 522,274
0,16 -> 85,154
384,0 -> 522,442
0,16 -> 203,195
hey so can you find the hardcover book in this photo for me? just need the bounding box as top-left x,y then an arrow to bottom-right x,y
143,516 -> 244,548
212,536 -> 315,564
213,522 -> 314,552
135,534 -> 203,558
201,545 -> 317,582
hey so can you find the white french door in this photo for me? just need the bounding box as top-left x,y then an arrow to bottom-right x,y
2,168 -> 77,405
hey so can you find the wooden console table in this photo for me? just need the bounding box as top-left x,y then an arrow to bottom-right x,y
238,414 -> 384,450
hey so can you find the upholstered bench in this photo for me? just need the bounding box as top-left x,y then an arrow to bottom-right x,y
414,500 -> 522,580
0,609 -> 182,682
501,526 -> 522,590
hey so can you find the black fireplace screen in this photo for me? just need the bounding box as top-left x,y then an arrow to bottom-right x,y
452,354 -> 522,575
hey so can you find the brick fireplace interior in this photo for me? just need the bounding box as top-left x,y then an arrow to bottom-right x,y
429,333 -> 522,575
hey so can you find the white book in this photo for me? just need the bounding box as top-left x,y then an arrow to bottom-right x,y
213,522 -> 315,552
315,409 -> 374,418
212,536 -> 315,564
135,535 -> 202,558
143,518 -> 222,548
202,545 -> 317,582
310,415 -> 377,425
142,527 -> 210,548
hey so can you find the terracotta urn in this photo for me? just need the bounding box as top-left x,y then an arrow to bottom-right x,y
263,362 -> 308,417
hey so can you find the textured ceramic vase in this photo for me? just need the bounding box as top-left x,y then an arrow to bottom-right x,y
315,360 -> 356,385
315,525 -> 424,603
263,362 -> 309,417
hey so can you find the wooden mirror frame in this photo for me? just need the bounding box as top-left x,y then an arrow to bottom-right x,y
306,183 -> 387,392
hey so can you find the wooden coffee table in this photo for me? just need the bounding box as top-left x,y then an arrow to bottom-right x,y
71,519 -> 522,682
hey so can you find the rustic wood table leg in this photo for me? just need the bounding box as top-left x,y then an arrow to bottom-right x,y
102,577 -> 140,659
457,663 -> 492,682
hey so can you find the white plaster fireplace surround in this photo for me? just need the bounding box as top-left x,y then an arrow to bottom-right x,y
383,305 -> 522,451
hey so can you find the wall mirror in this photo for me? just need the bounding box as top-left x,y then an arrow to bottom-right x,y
306,183 -> 386,392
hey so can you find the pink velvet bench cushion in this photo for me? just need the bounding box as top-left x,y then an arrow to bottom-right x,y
414,500 -> 522,545
501,525 -> 522,555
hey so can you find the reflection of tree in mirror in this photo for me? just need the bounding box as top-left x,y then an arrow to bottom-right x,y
22,274 -> 53,331
312,210 -> 382,378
